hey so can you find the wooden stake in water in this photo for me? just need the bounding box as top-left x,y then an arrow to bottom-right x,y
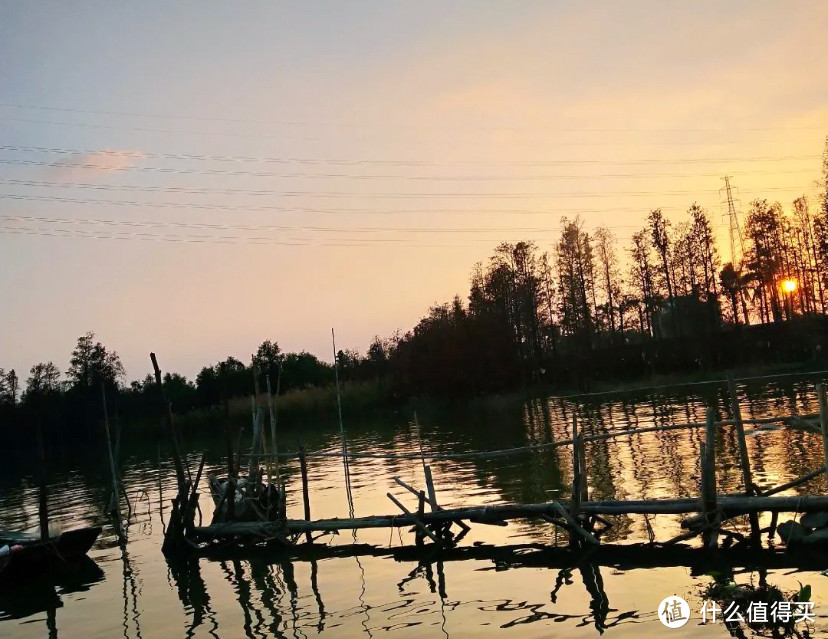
102,382 -> 124,541
701,408 -> 719,549
727,375 -> 760,541
266,373 -> 281,486
299,443 -> 312,544
332,328 -> 354,517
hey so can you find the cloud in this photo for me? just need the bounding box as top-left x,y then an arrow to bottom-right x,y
46,149 -> 144,179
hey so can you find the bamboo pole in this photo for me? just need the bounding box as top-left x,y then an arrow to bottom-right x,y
424,466 -> 438,513
762,467 -> 825,497
102,383 -> 124,542
415,491 -> 426,546
700,409 -> 718,549
247,407 -> 265,483
299,443 -> 312,544
184,453 -> 207,535
150,353 -> 186,491
332,328 -> 354,516
727,375 -> 760,541
266,374 -> 281,487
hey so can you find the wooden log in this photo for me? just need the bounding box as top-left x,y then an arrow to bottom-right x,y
151,353 -> 186,491
386,493 -> 442,545
818,383 -> 828,479
299,444 -> 312,544
728,375 -> 760,541
191,494 -> 828,540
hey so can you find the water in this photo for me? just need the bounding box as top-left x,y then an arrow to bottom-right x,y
2,374 -> 828,638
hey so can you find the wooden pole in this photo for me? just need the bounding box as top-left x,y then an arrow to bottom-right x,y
727,375 -> 760,541
423,466 -> 438,513
817,383 -> 828,478
415,491 -> 426,546
570,413 -> 581,548
701,408 -> 718,549
102,383 -> 123,541
266,374 -> 281,487
332,328 -> 354,516
299,443 -> 312,544
247,407 -> 265,483
150,353 -> 186,491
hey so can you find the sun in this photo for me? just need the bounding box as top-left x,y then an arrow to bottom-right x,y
781,278 -> 798,293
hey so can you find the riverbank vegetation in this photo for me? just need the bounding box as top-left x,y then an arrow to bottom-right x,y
2,140 -> 828,442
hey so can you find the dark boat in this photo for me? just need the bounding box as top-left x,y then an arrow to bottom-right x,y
0,526 -> 101,581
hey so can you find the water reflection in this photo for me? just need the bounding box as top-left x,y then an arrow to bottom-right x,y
1,374 -> 828,638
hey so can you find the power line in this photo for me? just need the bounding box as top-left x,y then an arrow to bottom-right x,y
0,157 -> 818,181
0,213 -> 732,235
2,102 -> 825,133
0,178 -> 811,199
0,145 -> 820,167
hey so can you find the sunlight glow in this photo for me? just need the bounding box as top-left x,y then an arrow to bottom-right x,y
781,278 -> 798,294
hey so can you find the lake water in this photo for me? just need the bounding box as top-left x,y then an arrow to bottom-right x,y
2,373 -> 828,638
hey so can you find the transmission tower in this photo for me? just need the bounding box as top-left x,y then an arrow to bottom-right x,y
721,175 -> 745,266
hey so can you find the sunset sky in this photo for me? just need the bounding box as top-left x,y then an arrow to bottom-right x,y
1,1 -> 826,382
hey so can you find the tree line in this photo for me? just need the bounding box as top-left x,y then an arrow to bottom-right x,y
2,140 -> 828,431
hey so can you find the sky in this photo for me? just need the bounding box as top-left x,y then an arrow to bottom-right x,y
1,1 -> 826,383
